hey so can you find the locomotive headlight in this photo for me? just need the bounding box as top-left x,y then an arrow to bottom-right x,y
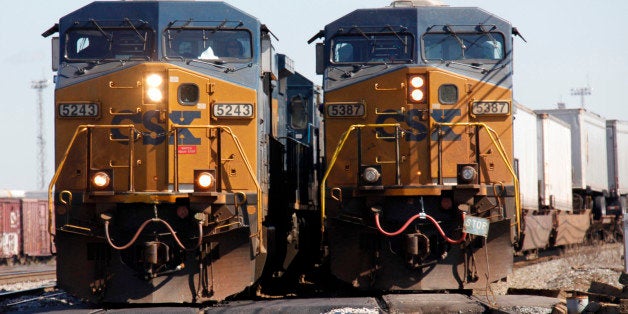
146,74 -> 163,87
410,89 -> 425,102
194,170 -> 217,192
408,74 -> 427,103
147,88 -> 164,102
409,76 -> 425,88
362,167 -> 381,183
359,165 -> 383,189
89,169 -> 113,192
92,172 -> 111,187
457,164 -> 478,184
197,172 -> 214,188
145,73 -> 165,103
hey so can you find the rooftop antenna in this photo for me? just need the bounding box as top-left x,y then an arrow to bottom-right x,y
571,76 -> 592,109
570,86 -> 591,109
31,79 -> 49,190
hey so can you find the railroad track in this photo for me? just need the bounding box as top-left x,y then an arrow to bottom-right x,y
0,269 -> 56,286
513,241 -> 622,269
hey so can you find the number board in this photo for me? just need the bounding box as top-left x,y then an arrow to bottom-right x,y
326,103 -> 365,118
471,101 -> 510,115
463,215 -> 490,237
212,103 -> 254,118
58,103 -> 100,117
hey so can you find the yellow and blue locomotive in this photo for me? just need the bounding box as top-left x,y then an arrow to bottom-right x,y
310,1 -> 519,290
43,0 -> 319,303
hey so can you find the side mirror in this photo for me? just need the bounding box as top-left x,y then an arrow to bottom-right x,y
51,37 -> 59,71
315,43 -> 324,75
261,33 -> 272,75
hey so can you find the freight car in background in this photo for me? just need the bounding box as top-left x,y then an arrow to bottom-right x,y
606,119 -> 628,216
515,104 -> 627,254
0,191 -> 55,265
537,107 -> 628,231
536,108 -> 611,217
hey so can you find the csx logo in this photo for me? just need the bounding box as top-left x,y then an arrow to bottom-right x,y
110,110 -> 201,145
375,108 -> 462,141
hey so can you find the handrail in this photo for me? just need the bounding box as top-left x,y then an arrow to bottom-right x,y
171,124 -> 264,254
320,121 -> 521,237
48,123 -> 265,255
47,124 -> 137,237
434,121 -> 521,236
320,123 -> 401,232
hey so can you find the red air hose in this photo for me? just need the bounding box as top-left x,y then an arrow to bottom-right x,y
374,211 -> 467,244
104,218 -> 203,251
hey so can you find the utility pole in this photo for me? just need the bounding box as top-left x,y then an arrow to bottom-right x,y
570,86 -> 591,109
31,79 -> 49,190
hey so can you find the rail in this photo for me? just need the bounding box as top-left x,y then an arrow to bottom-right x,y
47,124 -> 138,237
170,124 -> 263,252
48,124 -> 264,253
320,121 -> 521,237
320,123 -> 401,232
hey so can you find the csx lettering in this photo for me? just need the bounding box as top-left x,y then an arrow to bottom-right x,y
110,110 -> 201,145
374,108 -> 461,142
430,109 -> 462,141
168,111 -> 201,145
375,109 -> 427,141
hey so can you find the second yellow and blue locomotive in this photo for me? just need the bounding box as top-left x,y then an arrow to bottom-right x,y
310,0 -> 518,290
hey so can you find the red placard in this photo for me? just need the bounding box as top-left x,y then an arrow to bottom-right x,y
177,145 -> 197,154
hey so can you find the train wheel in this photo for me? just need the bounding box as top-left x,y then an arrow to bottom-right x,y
593,196 -> 606,220
615,225 -> 624,243
585,222 -> 604,245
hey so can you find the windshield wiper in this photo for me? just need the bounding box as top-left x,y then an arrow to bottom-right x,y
385,25 -> 408,48
225,63 -> 253,73
124,18 -> 147,43
186,58 -> 235,73
63,58 -> 130,75
351,64 -> 364,75
89,19 -> 112,43
350,26 -> 375,46
328,65 -> 353,78
478,24 -> 498,47
445,60 -> 489,74
62,62 -> 88,75
445,25 -> 466,50
188,59 -> 251,73
212,20 -> 227,33
330,64 -> 380,78
165,19 -> 193,35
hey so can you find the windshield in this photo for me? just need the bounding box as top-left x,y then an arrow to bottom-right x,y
423,32 -> 505,61
66,28 -> 153,61
165,29 -> 252,61
331,33 -> 414,64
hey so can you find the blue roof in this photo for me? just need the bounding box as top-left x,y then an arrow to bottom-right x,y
54,1 -> 263,87
59,1 -> 260,34
324,6 -> 512,51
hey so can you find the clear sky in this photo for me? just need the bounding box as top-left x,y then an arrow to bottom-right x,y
1,0 -> 626,191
